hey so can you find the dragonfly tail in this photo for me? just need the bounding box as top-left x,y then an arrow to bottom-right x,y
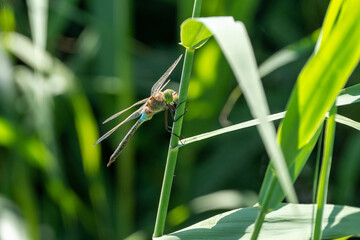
107,118 -> 144,167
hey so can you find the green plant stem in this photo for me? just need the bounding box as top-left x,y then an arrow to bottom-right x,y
191,0 -> 202,18
312,129 -> 323,203
313,104 -> 337,240
153,1 -> 201,236
251,174 -> 276,240
251,210 -> 266,240
310,127 -> 323,237
153,50 -> 195,238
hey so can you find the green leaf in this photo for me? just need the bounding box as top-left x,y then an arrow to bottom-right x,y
180,18 -> 212,50
284,1 -> 360,150
337,83 -> 360,106
259,0 -> 360,210
258,125 -> 322,210
314,0 -> 343,53
156,204 -> 360,240
183,16 -> 297,204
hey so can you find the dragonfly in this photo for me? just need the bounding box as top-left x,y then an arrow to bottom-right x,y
94,55 -> 183,167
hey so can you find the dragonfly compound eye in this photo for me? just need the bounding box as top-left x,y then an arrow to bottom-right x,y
163,89 -> 177,104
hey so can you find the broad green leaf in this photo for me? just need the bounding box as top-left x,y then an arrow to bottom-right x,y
193,17 -> 297,204
259,0 -> 360,210
281,2 -> 360,150
314,0 -> 343,53
156,204 -> 360,240
180,19 -> 212,50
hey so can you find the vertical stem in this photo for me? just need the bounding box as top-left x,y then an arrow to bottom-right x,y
312,129 -> 324,203
250,174 -> 277,240
313,104 -> 337,240
251,210 -> 266,240
153,1 -> 202,237
153,50 -> 194,238
310,128 -> 323,237
191,0 -> 202,18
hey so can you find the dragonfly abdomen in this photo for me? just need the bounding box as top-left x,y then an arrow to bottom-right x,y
107,118 -> 144,167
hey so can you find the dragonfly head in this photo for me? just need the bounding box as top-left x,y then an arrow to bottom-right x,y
163,89 -> 178,104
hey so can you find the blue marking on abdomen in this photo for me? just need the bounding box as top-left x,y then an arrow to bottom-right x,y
140,112 -> 148,122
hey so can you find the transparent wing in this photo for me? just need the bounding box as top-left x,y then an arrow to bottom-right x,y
94,108 -> 142,145
102,98 -> 148,124
159,79 -> 171,93
151,54 -> 183,95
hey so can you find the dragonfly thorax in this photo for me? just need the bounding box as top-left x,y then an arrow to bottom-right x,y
144,92 -> 167,115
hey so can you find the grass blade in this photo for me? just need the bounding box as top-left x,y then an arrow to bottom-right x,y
336,83 -> 360,106
195,16 -> 297,204
176,112 -> 286,147
253,1 -> 360,239
313,104 -> 337,240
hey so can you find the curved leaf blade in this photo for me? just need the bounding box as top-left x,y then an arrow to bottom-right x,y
194,16 -> 297,203
156,204 -> 360,240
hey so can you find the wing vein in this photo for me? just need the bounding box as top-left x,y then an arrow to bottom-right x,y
151,55 -> 183,95
94,109 -> 143,145
103,98 -> 148,124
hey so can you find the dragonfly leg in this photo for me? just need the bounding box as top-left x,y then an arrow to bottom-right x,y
175,100 -> 186,111
165,111 -> 184,144
164,110 -> 175,133
174,102 -> 188,122
170,130 -> 184,145
168,101 -> 188,122
164,111 -> 175,131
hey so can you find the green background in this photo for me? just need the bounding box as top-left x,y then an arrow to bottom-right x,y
0,0 -> 359,239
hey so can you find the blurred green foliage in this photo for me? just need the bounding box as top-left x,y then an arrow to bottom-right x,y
0,0 -> 359,239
